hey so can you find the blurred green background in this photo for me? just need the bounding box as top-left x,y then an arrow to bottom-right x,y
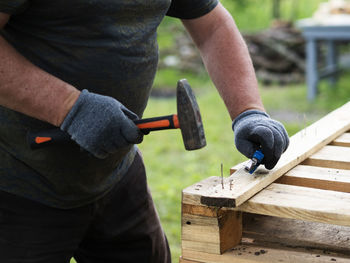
68,1 -> 350,262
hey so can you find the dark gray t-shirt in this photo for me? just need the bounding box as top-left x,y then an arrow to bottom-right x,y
0,0 -> 218,208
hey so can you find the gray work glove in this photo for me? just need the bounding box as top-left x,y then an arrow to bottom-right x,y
61,90 -> 143,159
232,110 -> 289,169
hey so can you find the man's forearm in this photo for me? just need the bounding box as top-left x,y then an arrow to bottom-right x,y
0,34 -> 80,126
182,3 -> 264,120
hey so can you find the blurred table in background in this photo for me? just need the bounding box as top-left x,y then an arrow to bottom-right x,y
297,17 -> 350,100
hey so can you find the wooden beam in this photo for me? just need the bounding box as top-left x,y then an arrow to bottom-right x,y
181,213 -> 350,262
182,177 -> 222,206
276,165 -> 350,192
236,183 -> 350,226
179,257 -> 199,263
331,132 -> 350,147
182,245 -> 350,263
183,102 -> 350,208
243,214 -> 350,254
181,203 -> 242,254
302,145 -> 350,169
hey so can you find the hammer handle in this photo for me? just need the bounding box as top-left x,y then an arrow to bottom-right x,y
134,114 -> 179,133
27,128 -> 71,149
27,114 -> 180,149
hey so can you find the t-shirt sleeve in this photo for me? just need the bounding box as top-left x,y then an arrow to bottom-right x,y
166,0 -> 219,19
0,0 -> 29,15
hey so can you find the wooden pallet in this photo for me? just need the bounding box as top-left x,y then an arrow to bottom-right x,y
180,102 -> 350,263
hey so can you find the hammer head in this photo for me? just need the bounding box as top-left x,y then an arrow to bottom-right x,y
177,79 -> 206,150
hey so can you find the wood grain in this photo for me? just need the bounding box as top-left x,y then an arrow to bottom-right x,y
276,164 -> 350,192
302,145 -> 350,169
236,183 -> 350,226
331,132 -> 350,147
243,214 -> 350,254
182,246 -> 350,263
179,257 -> 199,263
181,204 -> 242,254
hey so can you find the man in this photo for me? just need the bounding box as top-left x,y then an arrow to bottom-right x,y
0,0 -> 289,262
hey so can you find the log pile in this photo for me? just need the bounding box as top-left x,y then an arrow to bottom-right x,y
158,28 -> 204,75
158,21 -> 306,86
243,21 -> 306,85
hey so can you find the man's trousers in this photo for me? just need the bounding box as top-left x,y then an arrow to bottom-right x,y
0,151 -> 171,263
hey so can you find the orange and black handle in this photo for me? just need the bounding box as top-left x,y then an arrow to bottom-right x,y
27,128 -> 72,149
27,114 -> 180,149
134,114 -> 179,133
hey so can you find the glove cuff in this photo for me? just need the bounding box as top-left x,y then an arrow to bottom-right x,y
232,110 -> 269,131
60,89 -> 90,131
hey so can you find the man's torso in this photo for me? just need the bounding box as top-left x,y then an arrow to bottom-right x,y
0,0 -> 171,208
0,0 -> 218,208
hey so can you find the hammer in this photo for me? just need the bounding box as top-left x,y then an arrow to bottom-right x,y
27,79 -> 206,151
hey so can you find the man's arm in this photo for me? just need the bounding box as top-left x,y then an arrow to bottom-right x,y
182,3 -> 289,169
182,3 -> 264,120
0,12 -> 142,158
0,12 -> 80,126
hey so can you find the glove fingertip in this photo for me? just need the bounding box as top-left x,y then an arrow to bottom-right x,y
136,135 -> 144,145
264,160 -> 277,170
235,139 -> 257,159
134,129 -> 144,144
122,121 -> 144,145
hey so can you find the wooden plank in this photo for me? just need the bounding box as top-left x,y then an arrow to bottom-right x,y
182,203 -> 223,217
181,214 -> 350,262
276,165 -> 350,192
182,214 -> 221,244
183,173 -> 350,226
179,257 -> 200,263
181,240 -> 222,256
182,177 -> 222,206
243,214 -> 350,254
181,217 -> 222,254
230,163 -> 242,175
302,145 -> 350,169
236,183 -> 350,226
182,204 -> 242,254
331,132 -> 350,147
183,102 -> 350,208
182,245 -> 350,263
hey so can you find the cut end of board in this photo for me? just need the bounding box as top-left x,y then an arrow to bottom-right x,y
200,196 -> 236,208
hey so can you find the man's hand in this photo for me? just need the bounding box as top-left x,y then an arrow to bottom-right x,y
232,110 -> 289,170
61,90 -> 143,159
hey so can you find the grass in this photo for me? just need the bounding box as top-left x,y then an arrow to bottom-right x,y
212,0 -> 324,32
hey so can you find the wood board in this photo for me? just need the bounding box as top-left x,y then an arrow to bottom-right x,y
236,183 -> 350,226
181,203 -> 242,255
181,213 -> 350,263
331,132 -> 350,147
181,246 -> 350,263
183,176 -> 350,226
276,164 -> 350,192
242,214 -> 350,255
182,212 -> 350,262
183,101 -> 350,208
302,145 -> 350,169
